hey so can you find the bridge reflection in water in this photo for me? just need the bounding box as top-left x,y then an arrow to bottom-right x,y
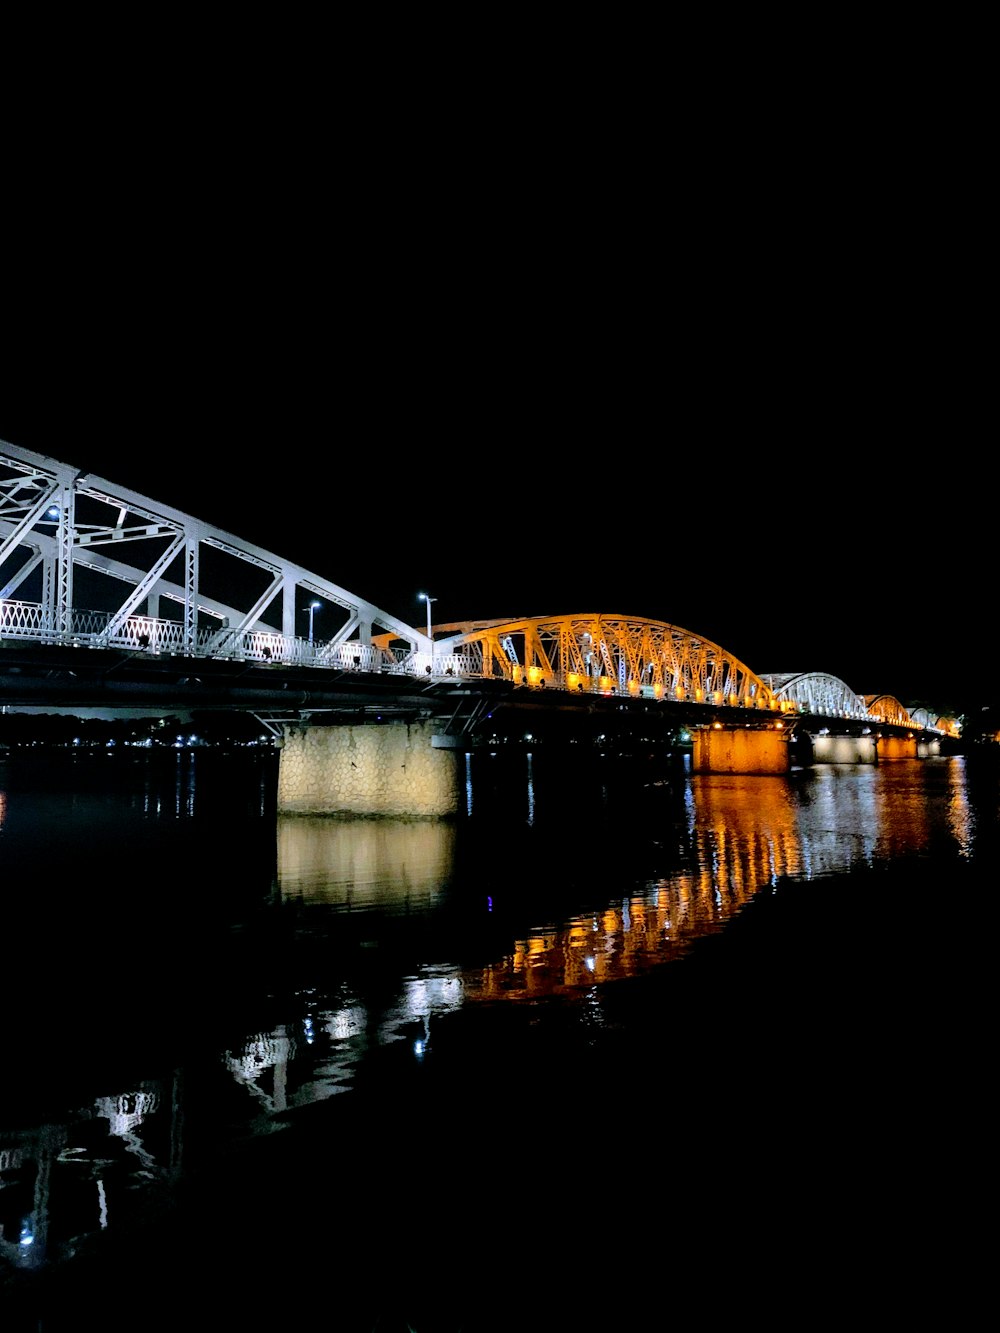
272,759 -> 972,1014
0,751 -> 978,1297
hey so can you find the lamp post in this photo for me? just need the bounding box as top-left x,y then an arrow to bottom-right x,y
419,592 -> 437,670
308,601 -> 320,645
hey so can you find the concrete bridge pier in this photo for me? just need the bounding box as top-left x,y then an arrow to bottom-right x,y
690,726 -> 790,774
277,719 -> 460,817
809,734 -> 879,764
878,734 -> 920,761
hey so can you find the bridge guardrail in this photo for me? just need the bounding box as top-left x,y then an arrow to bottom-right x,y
0,600 -> 422,674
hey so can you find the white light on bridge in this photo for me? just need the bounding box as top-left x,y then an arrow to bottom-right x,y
418,592 -> 437,640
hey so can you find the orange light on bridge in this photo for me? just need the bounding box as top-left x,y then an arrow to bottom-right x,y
653,683 -> 664,699
599,675 -> 613,693
527,666 -> 543,686
567,672 -> 581,691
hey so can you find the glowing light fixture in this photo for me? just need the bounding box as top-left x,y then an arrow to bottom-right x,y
418,592 -> 436,640
308,601 -> 321,645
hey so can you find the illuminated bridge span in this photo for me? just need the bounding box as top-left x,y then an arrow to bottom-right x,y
1,441 -> 952,732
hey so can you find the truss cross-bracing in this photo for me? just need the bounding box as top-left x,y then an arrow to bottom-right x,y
0,441 -> 424,670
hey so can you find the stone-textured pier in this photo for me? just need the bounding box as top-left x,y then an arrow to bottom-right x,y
277,719 -> 459,817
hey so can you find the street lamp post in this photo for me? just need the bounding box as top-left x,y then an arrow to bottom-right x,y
308,601 -> 321,646
419,592 -> 437,670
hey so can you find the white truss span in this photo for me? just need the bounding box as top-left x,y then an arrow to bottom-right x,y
0,440 -> 425,669
763,672 -> 930,730
429,615 -> 780,708
763,672 -> 872,721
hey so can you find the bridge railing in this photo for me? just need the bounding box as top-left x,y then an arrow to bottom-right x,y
0,599 -> 49,638
0,599 -> 419,672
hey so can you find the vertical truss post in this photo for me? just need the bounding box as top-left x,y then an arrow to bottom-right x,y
183,537 -> 199,654
41,549 -> 54,638
56,485 -> 74,637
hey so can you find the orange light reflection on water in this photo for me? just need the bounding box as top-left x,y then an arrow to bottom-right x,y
467,776 -> 805,1000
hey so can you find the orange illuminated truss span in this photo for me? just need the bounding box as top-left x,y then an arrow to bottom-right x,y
864,694 -> 913,726
435,613 -> 779,708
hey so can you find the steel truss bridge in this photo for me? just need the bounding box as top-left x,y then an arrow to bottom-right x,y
0,441 -> 956,740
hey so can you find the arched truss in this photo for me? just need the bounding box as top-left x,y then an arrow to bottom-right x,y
0,440 -> 424,667
908,707 -> 955,735
764,674 -> 920,729
864,694 -> 914,727
762,672 -> 870,720
432,614 -> 780,708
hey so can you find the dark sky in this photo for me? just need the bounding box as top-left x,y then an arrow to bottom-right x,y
0,93 -> 988,719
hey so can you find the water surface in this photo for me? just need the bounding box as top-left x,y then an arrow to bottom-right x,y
0,746 -> 991,1329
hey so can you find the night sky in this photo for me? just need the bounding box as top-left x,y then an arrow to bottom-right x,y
0,109 -> 987,720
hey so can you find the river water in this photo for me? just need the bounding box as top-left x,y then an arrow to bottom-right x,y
1,744 -> 994,1331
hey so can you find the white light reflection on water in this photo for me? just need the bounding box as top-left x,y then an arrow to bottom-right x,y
95,1090 -> 160,1173
275,815 -> 455,911
217,964 -> 467,1130
947,760 -> 974,855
